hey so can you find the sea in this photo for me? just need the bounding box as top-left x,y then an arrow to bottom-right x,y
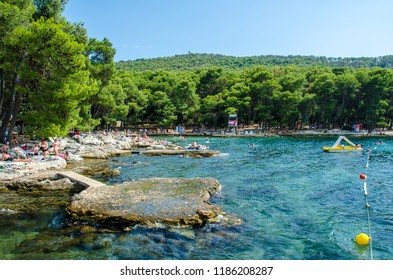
1,136 -> 392,260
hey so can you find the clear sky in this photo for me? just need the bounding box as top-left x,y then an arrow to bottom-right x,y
62,0 -> 393,62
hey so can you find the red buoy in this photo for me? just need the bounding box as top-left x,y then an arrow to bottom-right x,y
359,174 -> 367,180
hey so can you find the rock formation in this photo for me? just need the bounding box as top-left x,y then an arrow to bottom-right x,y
67,177 -> 224,227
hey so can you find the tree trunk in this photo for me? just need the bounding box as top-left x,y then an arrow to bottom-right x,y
8,92 -> 22,141
0,54 -> 26,143
0,68 -> 4,114
0,101 -> 13,143
0,71 -> 20,143
0,68 -> 6,126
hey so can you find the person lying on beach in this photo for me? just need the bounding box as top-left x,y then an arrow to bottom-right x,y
2,151 -> 32,162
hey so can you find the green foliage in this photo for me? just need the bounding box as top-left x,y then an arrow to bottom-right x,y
33,0 -> 68,20
172,73 -> 200,125
111,64 -> 393,131
83,37 -> 116,129
0,0 -> 98,139
116,53 -> 393,72
2,1 -> 393,138
18,18 -> 93,137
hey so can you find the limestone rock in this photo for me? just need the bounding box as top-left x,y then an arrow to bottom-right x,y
78,146 -> 112,159
0,171 -> 85,193
67,177 -> 223,227
0,157 -> 67,181
81,163 -> 121,178
146,144 -> 166,150
66,153 -> 84,164
81,135 -> 104,146
35,178 -> 75,191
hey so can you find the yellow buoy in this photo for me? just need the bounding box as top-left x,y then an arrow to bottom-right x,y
355,233 -> 370,245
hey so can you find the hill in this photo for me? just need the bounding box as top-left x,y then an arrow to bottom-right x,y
115,53 -> 393,72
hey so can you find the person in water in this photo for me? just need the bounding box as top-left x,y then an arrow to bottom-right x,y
191,141 -> 200,149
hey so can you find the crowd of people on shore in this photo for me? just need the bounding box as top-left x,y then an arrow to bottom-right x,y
0,137 -> 66,164
0,129 -> 158,164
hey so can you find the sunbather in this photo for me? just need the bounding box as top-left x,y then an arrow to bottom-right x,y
40,139 -> 49,156
10,136 -> 19,147
2,151 -> 31,162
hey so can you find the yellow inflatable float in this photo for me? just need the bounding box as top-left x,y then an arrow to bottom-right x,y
323,136 -> 363,152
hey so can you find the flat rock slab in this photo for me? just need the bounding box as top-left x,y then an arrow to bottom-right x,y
58,171 -> 107,188
0,171 -> 88,192
67,177 -> 223,227
141,149 -> 220,158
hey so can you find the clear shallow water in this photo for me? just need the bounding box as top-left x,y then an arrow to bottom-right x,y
1,136 -> 392,260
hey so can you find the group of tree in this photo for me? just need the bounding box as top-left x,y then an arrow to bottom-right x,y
116,53 -> 393,72
0,0 -> 115,142
1,0 -> 393,142
117,66 -> 393,132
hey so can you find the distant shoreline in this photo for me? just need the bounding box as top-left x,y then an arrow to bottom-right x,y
149,129 -> 393,138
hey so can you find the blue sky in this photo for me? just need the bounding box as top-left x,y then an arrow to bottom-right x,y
63,0 -> 393,62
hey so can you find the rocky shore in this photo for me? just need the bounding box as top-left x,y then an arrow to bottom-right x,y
0,132 -> 221,181
0,132 -> 235,229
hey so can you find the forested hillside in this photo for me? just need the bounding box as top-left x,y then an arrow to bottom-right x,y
116,53 -> 393,72
114,66 -> 393,132
2,1 -> 393,142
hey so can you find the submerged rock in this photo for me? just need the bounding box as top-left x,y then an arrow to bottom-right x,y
79,162 -> 121,178
141,149 -> 220,158
67,177 -> 224,227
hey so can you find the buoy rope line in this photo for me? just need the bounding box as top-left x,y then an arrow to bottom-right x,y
361,148 -> 375,260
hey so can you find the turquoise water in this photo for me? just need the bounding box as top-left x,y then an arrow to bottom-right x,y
1,136 -> 392,260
